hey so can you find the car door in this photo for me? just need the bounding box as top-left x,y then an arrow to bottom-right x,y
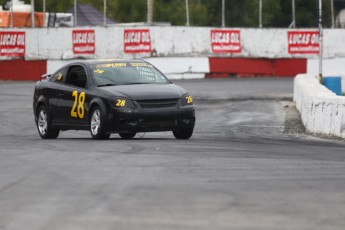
46,68 -> 66,124
57,64 -> 90,126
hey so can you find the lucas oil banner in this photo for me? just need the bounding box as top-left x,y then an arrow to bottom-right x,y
72,30 -> 95,54
288,31 -> 319,54
0,31 -> 25,57
124,29 -> 151,53
211,29 -> 241,53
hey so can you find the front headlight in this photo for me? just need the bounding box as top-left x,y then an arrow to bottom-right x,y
180,93 -> 194,107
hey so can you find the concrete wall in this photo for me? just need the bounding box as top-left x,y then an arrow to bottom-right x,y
1,27 -> 344,60
294,74 -> 345,138
2,26 -> 345,80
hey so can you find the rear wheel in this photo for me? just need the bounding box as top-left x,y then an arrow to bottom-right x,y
36,105 -> 59,139
90,107 -> 110,140
173,128 -> 194,139
119,132 -> 136,139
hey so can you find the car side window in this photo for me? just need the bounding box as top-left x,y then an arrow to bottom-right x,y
65,65 -> 88,88
49,68 -> 66,83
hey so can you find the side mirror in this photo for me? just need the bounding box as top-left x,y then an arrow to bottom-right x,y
41,74 -> 52,81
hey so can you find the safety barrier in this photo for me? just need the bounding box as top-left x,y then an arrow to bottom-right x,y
294,74 -> 345,138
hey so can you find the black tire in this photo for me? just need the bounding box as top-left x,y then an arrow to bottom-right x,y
119,132 -> 136,139
36,105 -> 59,139
173,128 -> 194,139
89,106 -> 110,140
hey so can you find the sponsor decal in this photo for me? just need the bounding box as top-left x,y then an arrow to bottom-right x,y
96,63 -> 127,68
288,31 -> 319,54
124,29 -> 151,53
0,31 -> 25,57
72,30 -> 95,54
211,29 -> 241,53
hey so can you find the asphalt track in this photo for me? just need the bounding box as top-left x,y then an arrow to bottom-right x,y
1,78 -> 345,230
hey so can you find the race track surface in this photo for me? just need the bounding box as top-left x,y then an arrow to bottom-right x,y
1,78 -> 345,230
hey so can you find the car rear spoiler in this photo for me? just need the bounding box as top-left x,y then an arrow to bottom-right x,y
41,74 -> 52,81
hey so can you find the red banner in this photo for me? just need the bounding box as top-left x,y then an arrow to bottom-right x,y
72,30 -> 95,54
211,29 -> 241,53
288,31 -> 319,54
124,29 -> 151,53
0,31 -> 25,57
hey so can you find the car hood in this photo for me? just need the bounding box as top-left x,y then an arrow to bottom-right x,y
100,84 -> 187,100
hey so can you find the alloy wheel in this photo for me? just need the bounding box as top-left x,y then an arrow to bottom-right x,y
38,110 -> 48,135
91,109 -> 101,135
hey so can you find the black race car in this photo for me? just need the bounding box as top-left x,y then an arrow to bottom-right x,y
33,59 -> 195,139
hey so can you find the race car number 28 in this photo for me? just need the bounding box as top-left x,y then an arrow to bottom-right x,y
71,91 -> 85,119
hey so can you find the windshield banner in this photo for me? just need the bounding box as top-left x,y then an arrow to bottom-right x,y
211,29 -> 241,53
0,31 -> 25,57
124,29 -> 152,53
72,29 -> 95,54
288,31 -> 319,54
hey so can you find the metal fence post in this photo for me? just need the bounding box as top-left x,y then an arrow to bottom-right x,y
330,0 -> 335,28
319,0 -> 323,81
104,0 -> 107,26
221,0 -> 225,27
186,0 -> 190,26
74,0 -> 77,27
31,0 -> 35,28
291,0 -> 296,28
10,0 -> 13,28
147,0 -> 154,25
259,0 -> 262,28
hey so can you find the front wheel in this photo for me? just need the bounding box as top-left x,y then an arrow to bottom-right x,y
36,105 -> 59,139
173,128 -> 194,139
90,107 -> 110,140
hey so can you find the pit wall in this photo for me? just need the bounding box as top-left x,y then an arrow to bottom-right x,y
1,27 -> 345,80
294,74 -> 345,138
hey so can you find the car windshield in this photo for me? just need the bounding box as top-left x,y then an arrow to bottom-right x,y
91,62 -> 170,86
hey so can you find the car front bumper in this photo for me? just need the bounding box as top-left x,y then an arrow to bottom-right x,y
106,106 -> 195,133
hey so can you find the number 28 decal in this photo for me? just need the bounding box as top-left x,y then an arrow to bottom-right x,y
186,96 -> 193,104
116,99 -> 126,107
71,91 -> 85,119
